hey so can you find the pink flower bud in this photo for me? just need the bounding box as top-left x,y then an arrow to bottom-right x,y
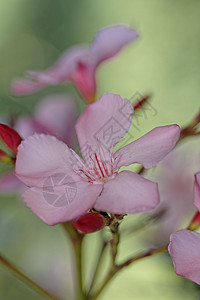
72,212 -> 106,233
0,124 -> 22,154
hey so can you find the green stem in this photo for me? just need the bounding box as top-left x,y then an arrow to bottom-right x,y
110,222 -> 120,271
62,223 -> 85,300
0,254 -> 59,300
87,240 -> 108,297
89,244 -> 168,300
116,244 -> 168,271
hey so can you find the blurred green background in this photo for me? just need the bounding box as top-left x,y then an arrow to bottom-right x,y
0,0 -> 200,299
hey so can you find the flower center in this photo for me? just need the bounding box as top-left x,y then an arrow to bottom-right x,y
72,146 -> 119,184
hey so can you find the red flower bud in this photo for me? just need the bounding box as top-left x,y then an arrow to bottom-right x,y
72,212 -> 106,233
0,124 -> 22,154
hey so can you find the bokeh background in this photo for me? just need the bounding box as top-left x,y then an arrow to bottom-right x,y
0,0 -> 200,299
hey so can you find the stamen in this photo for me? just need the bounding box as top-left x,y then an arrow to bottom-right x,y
94,153 -> 105,178
73,145 -> 119,184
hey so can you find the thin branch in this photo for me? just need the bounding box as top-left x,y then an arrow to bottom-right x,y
89,244 -> 168,300
62,223 -> 85,300
0,254 -> 59,300
86,240 -> 108,297
110,222 -> 120,270
116,244 -> 168,271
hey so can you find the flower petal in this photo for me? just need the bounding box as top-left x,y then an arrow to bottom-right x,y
15,134 -> 77,187
11,78 -> 46,96
169,229 -> 200,285
26,46 -> 90,84
193,172 -> 200,211
23,181 -> 102,225
115,125 -> 181,169
15,117 -> 47,139
91,25 -> 139,67
34,94 -> 76,146
15,94 -> 76,146
94,170 -> 160,214
75,93 -> 133,160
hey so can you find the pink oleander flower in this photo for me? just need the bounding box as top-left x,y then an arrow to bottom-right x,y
144,138 -> 199,245
15,93 -> 180,225
11,25 -> 138,103
169,172 -> 200,285
0,94 -> 76,193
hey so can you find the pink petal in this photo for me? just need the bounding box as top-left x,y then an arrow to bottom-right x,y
15,134 -> 77,187
15,117 -> 47,139
115,125 -> 181,169
23,181 -> 102,225
11,78 -> 46,96
75,93 -> 133,160
34,94 -> 76,145
91,25 -> 139,67
69,62 -> 96,104
25,47 -> 95,102
15,94 -> 76,146
169,229 -> 200,285
26,46 -> 90,84
94,170 -> 159,214
193,172 -> 200,211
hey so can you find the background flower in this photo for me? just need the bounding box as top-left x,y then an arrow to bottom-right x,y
144,137 -> 200,245
11,25 -> 138,103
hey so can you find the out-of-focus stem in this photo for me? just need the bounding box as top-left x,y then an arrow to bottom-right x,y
116,244 -> 168,271
89,244 -> 168,300
0,254 -> 59,300
62,223 -> 85,300
87,240 -> 108,297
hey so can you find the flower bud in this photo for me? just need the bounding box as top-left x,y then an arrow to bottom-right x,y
0,124 -> 22,155
72,212 -> 106,233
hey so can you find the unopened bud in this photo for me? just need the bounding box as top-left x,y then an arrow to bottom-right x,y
0,124 -> 22,155
72,212 -> 106,233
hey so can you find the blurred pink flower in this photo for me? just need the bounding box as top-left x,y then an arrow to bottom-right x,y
144,138 -> 200,245
15,93 -> 180,225
0,94 -> 76,194
168,171 -> 200,285
15,94 -> 76,147
194,171 -> 200,209
11,25 -> 138,103
169,228 -> 200,285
